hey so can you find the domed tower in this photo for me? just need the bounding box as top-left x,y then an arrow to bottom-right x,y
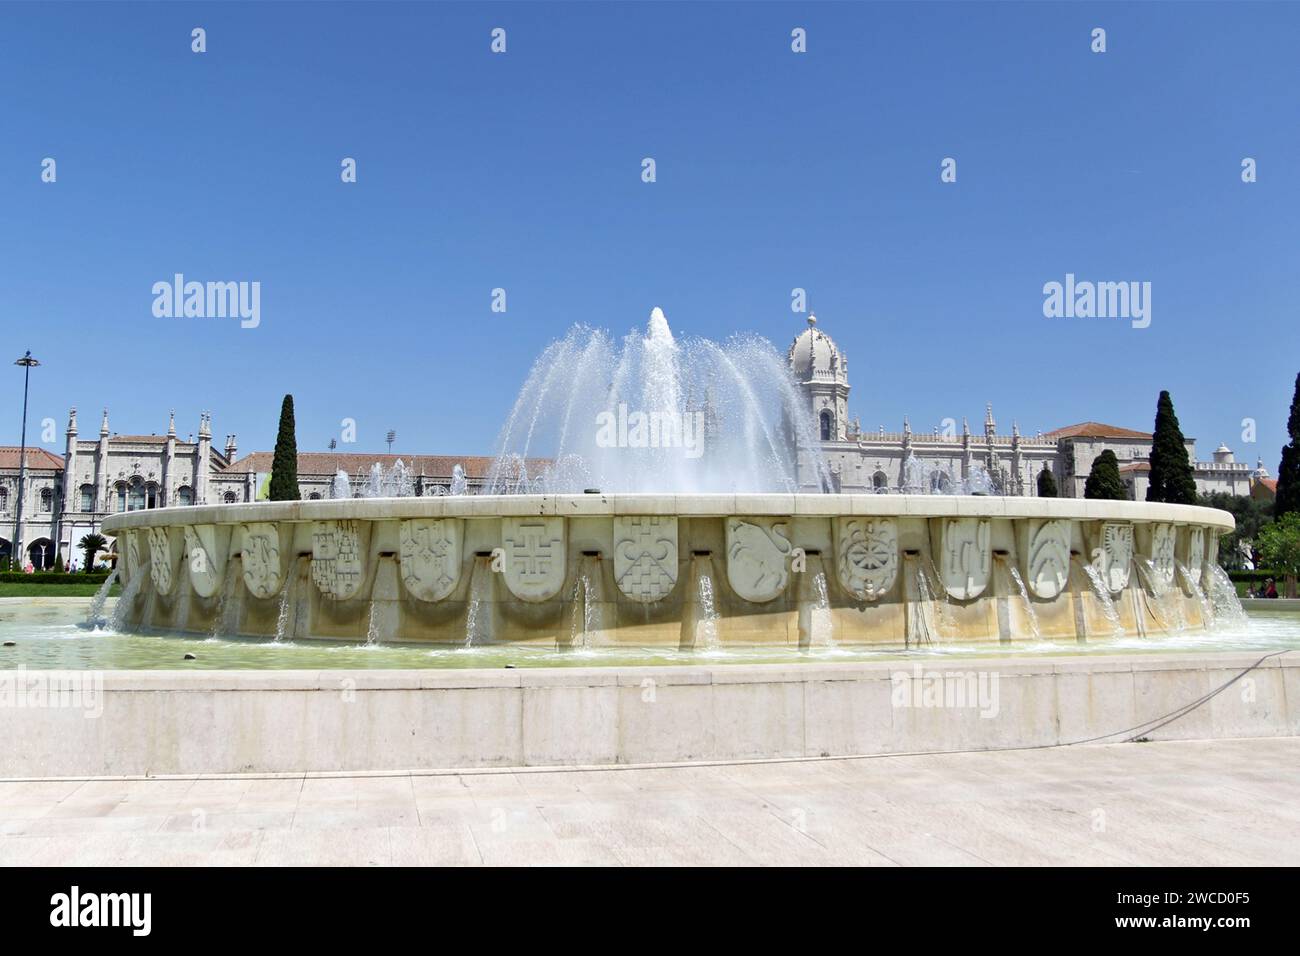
787,314 -> 851,443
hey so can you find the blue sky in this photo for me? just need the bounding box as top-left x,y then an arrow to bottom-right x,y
3,1 -> 1297,470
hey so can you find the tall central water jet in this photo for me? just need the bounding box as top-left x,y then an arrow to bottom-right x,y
486,308 -> 831,493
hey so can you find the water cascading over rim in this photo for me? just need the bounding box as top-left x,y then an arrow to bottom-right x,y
101,494 -> 1241,648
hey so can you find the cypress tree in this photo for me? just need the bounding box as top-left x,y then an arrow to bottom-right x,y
269,394 -> 300,501
1275,372 -> 1300,519
1084,449 -> 1128,501
1146,390 -> 1197,504
1036,463 -> 1058,498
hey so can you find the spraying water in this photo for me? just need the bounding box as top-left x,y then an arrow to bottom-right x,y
1176,561 -> 1215,629
86,568 -> 118,628
809,568 -> 835,647
694,557 -> 722,650
1136,557 -> 1188,635
486,308 -> 832,494
449,464 -> 468,496
905,554 -> 948,647
362,460 -> 415,498
1005,562 -> 1043,641
272,557 -> 307,643
464,556 -> 495,647
1205,564 -> 1248,629
332,470 -> 352,499
109,572 -> 143,632
898,454 -> 1000,496
1080,559 -> 1126,638
212,559 -> 242,638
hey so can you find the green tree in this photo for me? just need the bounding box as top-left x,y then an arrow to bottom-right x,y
269,394 -> 301,502
1084,450 -> 1128,501
53,553 -> 65,573
1036,464 -> 1058,498
1256,511 -> 1300,598
78,532 -> 108,571
1275,372 -> 1300,519
1146,390 -> 1197,504
1197,492 -> 1273,571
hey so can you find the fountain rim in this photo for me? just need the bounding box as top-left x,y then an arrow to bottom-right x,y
101,494 -> 1235,533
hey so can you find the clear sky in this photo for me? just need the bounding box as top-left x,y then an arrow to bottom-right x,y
3,1 -> 1297,471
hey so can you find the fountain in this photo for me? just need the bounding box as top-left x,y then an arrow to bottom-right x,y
450,464 -> 468,496
485,308 -> 831,494
332,470 -> 352,500
361,460 -> 415,499
101,308 -> 1241,649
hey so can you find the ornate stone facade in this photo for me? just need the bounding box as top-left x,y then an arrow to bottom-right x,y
787,315 -> 1264,501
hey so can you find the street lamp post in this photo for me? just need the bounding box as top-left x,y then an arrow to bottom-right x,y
12,351 -> 40,570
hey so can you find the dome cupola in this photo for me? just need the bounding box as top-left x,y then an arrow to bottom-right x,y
787,315 -> 847,385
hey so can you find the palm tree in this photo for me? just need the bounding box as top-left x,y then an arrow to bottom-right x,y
78,533 -> 108,572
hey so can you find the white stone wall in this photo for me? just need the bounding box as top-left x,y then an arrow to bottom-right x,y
2,652 -> 1294,776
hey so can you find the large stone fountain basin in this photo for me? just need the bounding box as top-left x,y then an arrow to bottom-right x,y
101,494 -> 1235,647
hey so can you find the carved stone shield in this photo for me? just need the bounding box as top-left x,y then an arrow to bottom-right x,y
834,516 -> 897,601
1025,519 -> 1071,600
399,518 -> 463,602
241,522 -> 286,599
1149,523 -> 1176,587
935,517 -> 991,601
1185,526 -> 1205,581
726,517 -> 792,603
311,520 -> 368,600
123,532 -> 142,587
147,526 -> 181,596
613,516 -> 678,603
501,517 -> 565,602
1098,522 -> 1134,592
183,524 -> 229,599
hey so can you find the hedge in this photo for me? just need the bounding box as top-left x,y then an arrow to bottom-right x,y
0,571 -> 113,585
1228,570 -> 1281,584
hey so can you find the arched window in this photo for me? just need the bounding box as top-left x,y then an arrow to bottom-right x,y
176,486 -> 194,506
145,482 -> 159,509
308,492 -> 321,500
27,538 -> 54,570
872,470 -> 888,491
39,488 -> 53,513
223,491 -> 238,504
819,410 -> 833,441
128,479 -> 145,512
80,484 -> 95,512
116,482 -> 128,513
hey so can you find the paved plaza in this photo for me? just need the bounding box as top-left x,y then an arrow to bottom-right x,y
1,737 -> 1297,866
